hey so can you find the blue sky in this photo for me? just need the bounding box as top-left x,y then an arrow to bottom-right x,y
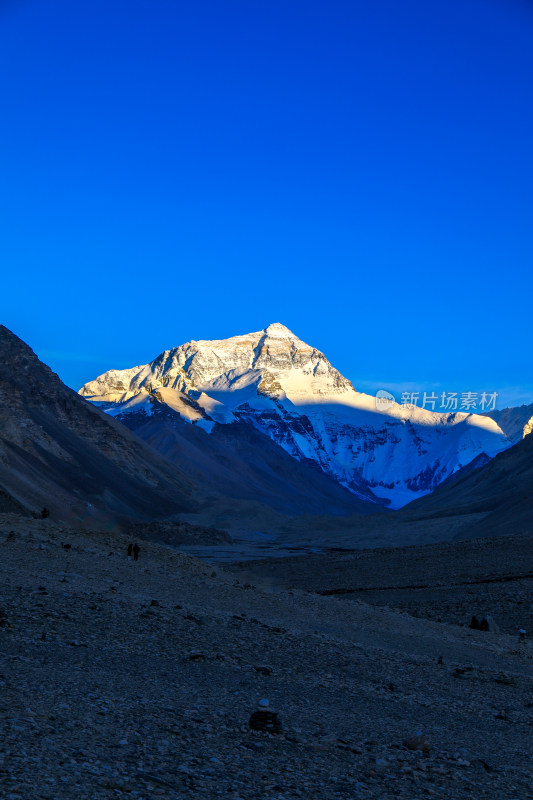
1,0 -> 532,408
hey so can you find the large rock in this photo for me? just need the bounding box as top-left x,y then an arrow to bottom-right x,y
469,615 -> 500,633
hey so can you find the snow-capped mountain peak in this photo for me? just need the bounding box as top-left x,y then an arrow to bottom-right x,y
79,324 -> 511,509
263,322 -> 297,338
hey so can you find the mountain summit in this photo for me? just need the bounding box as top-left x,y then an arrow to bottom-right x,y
80,324 -> 510,508
80,322 -> 351,405
263,322 -> 297,337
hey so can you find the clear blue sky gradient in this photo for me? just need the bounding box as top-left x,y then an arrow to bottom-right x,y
1,0 -> 532,408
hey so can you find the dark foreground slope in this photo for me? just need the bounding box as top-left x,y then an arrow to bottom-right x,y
0,514 -> 531,800
120,402 -> 374,517
0,326 -> 196,523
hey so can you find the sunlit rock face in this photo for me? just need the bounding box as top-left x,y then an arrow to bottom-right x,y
80,323 -> 511,508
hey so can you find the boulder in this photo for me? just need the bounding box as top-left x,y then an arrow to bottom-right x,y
248,699 -> 282,734
469,614 -> 499,633
403,733 -> 431,753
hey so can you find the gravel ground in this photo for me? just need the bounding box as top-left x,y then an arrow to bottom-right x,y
0,514 -> 532,799
226,532 -> 533,635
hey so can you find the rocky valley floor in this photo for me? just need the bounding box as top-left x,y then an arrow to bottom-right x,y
226,532 -> 533,637
0,514 -> 532,799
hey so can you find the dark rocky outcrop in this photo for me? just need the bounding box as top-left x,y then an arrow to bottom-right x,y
469,615 -> 499,633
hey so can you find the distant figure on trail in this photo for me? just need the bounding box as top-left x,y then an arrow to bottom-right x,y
133,543 -> 140,561
41,507 -> 50,519
127,543 -> 133,560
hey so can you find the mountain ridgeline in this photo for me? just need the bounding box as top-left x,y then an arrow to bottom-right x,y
80,323 -> 513,510
2,322 -> 531,543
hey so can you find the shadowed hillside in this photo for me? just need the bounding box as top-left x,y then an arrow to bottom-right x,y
119,401 -> 375,517
403,430 -> 533,539
0,325 -> 196,524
